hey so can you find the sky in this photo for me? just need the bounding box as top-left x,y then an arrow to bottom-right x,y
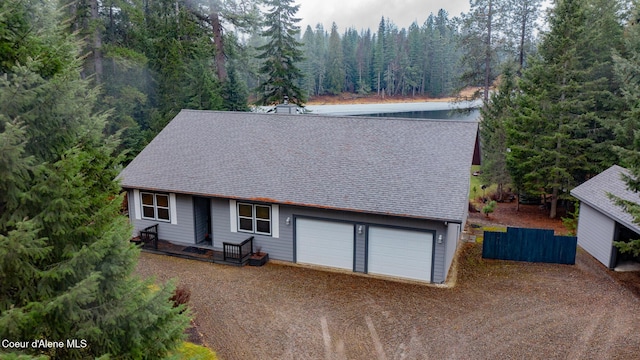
296,0 -> 472,33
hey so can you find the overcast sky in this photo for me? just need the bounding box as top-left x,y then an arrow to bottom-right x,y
296,0 -> 472,33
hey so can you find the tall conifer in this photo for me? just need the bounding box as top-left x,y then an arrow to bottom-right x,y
0,1 -> 189,358
507,0 -> 614,218
610,2 -> 640,256
255,0 -> 306,105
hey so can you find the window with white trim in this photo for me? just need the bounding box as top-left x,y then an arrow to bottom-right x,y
141,192 -> 171,222
237,203 -> 271,235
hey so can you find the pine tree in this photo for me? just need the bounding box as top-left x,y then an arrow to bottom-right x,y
506,0 -> 607,219
500,0 -> 543,72
459,0 -> 500,101
610,2 -> 640,256
325,22 -> 345,95
222,63 -> 250,111
355,29 -> 373,95
480,63 -> 517,201
255,0 -> 306,105
301,25 -> 318,97
0,1 -> 189,358
406,22 -> 424,96
581,0 -> 627,168
313,24 -> 328,96
342,27 -> 359,93
373,17 -> 386,96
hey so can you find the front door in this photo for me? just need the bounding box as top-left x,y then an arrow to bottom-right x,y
193,197 -> 211,245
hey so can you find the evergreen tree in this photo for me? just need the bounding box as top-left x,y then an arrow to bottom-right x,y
459,0 -> 500,101
610,2 -> 640,256
423,14 -> 438,95
355,29 -> 373,94
612,2 -> 640,150
506,0 -> 604,219
342,27 -> 359,93
582,0 -> 627,168
313,24 -> 328,96
325,22 -> 345,94
222,62 -> 250,111
301,25 -> 318,96
480,63 -> 518,201
406,22 -> 424,96
373,17 -> 386,95
0,1 -> 189,358
500,0 -> 543,72
255,0 -> 306,105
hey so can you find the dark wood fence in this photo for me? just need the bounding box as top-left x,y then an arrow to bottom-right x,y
482,227 -> 577,265
223,236 -> 254,264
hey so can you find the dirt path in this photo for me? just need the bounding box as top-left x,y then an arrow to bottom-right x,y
136,244 -> 640,359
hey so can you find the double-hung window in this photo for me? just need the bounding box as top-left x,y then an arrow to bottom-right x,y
141,192 -> 171,222
237,203 -> 271,235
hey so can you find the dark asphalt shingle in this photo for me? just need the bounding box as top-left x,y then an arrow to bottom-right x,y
119,110 -> 478,222
571,165 -> 640,233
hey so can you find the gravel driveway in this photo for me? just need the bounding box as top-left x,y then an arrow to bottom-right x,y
135,244 -> 640,360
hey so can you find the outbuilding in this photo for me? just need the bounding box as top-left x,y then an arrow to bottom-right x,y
571,165 -> 640,269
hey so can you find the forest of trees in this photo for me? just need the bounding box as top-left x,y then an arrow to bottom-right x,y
1,0 -> 549,160
0,0 -> 190,358
4,0 -> 640,356
478,0 -> 640,259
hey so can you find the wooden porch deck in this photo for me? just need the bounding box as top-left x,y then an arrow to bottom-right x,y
133,238 -> 244,266
132,224 -> 258,266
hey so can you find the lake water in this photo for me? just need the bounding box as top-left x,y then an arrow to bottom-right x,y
356,108 -> 480,121
304,101 -> 481,121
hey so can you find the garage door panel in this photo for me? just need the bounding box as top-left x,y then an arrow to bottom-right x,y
296,218 -> 354,270
368,227 -> 433,281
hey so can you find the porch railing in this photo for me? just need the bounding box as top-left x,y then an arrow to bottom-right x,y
223,236 -> 253,264
140,224 -> 158,250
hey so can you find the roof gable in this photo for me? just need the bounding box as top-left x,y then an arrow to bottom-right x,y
119,110 -> 478,222
571,165 -> 640,234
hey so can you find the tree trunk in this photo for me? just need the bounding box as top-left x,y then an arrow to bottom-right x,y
210,11 -> 227,82
551,65 -> 568,219
518,2 -> 528,74
90,0 -> 102,83
175,1 -> 180,27
550,130 -> 562,219
484,0 -> 493,102
550,185 -> 559,219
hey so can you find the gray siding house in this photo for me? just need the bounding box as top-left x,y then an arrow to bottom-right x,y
571,165 -> 640,268
119,110 -> 478,283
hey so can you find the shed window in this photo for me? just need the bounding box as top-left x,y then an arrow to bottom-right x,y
141,192 -> 171,222
237,203 -> 271,235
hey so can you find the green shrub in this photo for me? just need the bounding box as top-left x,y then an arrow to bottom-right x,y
482,200 -> 497,217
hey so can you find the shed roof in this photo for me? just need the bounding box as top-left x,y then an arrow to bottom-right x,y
119,110 -> 478,223
571,165 -> 640,234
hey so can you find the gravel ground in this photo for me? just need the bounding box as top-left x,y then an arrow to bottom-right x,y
135,244 -> 640,360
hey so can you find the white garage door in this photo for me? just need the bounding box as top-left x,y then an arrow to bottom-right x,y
296,218 -> 354,270
368,227 -> 433,281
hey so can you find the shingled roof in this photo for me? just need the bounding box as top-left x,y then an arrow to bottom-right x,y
119,110 -> 478,223
571,165 -> 640,234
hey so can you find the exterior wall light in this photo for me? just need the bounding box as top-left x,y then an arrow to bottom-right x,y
357,225 -> 364,235
437,234 -> 444,244
285,217 -> 291,226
